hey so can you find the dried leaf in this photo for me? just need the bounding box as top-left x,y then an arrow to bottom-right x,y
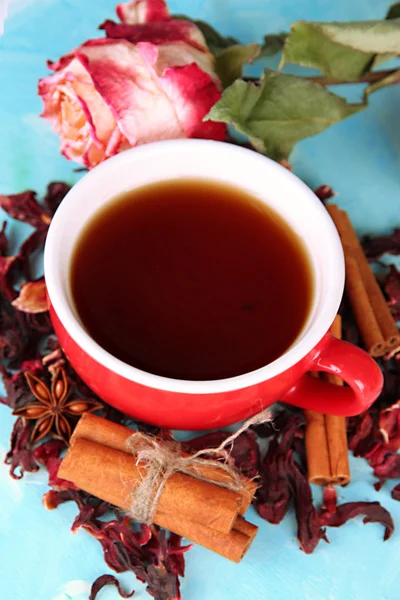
206,71 -> 364,160
215,43 -> 261,87
282,19 -> 400,80
320,501 -> 394,540
260,33 -> 287,57
387,3 -> 400,20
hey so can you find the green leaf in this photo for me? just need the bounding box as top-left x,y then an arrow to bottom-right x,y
173,14 -> 238,54
364,69 -> 400,97
205,71 -> 364,160
281,19 -> 400,80
386,3 -> 400,19
260,33 -> 288,57
215,43 -> 261,87
372,2 -> 400,66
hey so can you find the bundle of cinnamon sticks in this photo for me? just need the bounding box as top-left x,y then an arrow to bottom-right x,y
305,204 -> 399,487
305,316 -> 350,486
327,204 -> 400,356
59,414 -> 258,562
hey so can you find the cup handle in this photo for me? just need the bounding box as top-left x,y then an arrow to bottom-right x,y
281,333 -> 383,416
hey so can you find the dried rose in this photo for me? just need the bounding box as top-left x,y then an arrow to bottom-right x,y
38,0 -> 226,169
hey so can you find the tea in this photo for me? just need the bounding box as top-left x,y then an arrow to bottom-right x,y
71,178 -> 313,380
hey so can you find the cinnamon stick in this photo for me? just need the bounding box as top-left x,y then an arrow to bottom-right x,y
60,433 -> 242,534
344,257 -> 386,356
71,414 -> 257,515
59,437 -> 257,562
158,512 -> 257,563
327,204 -> 399,356
305,316 -> 350,486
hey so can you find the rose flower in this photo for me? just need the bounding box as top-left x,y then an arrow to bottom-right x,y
38,0 -> 226,168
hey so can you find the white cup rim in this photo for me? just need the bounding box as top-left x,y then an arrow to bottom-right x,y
44,139 -> 344,394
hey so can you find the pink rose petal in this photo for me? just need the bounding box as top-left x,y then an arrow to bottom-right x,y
76,40 -> 188,145
160,62 -> 226,140
39,57 -> 128,168
101,19 -> 208,52
116,0 -> 169,25
12,279 -> 49,314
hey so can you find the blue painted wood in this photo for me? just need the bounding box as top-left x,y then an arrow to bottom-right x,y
1,1 -> 400,599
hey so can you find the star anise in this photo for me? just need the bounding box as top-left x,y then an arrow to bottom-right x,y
12,367 -> 103,445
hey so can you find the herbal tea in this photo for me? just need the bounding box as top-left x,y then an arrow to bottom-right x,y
71,179 -> 313,380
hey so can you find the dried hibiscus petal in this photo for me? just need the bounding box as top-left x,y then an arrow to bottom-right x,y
184,429 -> 259,479
314,185 -> 336,203
320,501 -> 394,541
287,452 -> 328,553
362,229 -> 400,262
322,486 -> 337,514
34,439 -> 65,465
385,265 -> 400,321
254,438 -> 292,524
0,190 -> 51,229
0,360 -> 45,409
89,575 -> 135,600
43,181 -> 70,216
0,221 -> 7,256
347,413 -> 376,456
0,308 -> 24,361
391,483 -> 400,501
0,255 -> 19,302
4,417 -> 39,479
373,453 -> 400,480
17,229 -> 48,280
254,412 -> 304,525
68,495 -> 189,600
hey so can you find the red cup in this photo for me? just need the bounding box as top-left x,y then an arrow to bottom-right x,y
44,140 -> 383,430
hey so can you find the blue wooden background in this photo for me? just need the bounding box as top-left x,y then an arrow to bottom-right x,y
1,1 -> 400,599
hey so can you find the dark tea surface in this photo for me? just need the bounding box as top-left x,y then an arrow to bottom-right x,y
71,179 -> 313,380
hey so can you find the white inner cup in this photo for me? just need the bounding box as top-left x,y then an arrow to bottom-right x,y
44,139 -> 344,394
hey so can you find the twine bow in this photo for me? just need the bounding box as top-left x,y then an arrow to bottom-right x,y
126,408 -> 273,524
